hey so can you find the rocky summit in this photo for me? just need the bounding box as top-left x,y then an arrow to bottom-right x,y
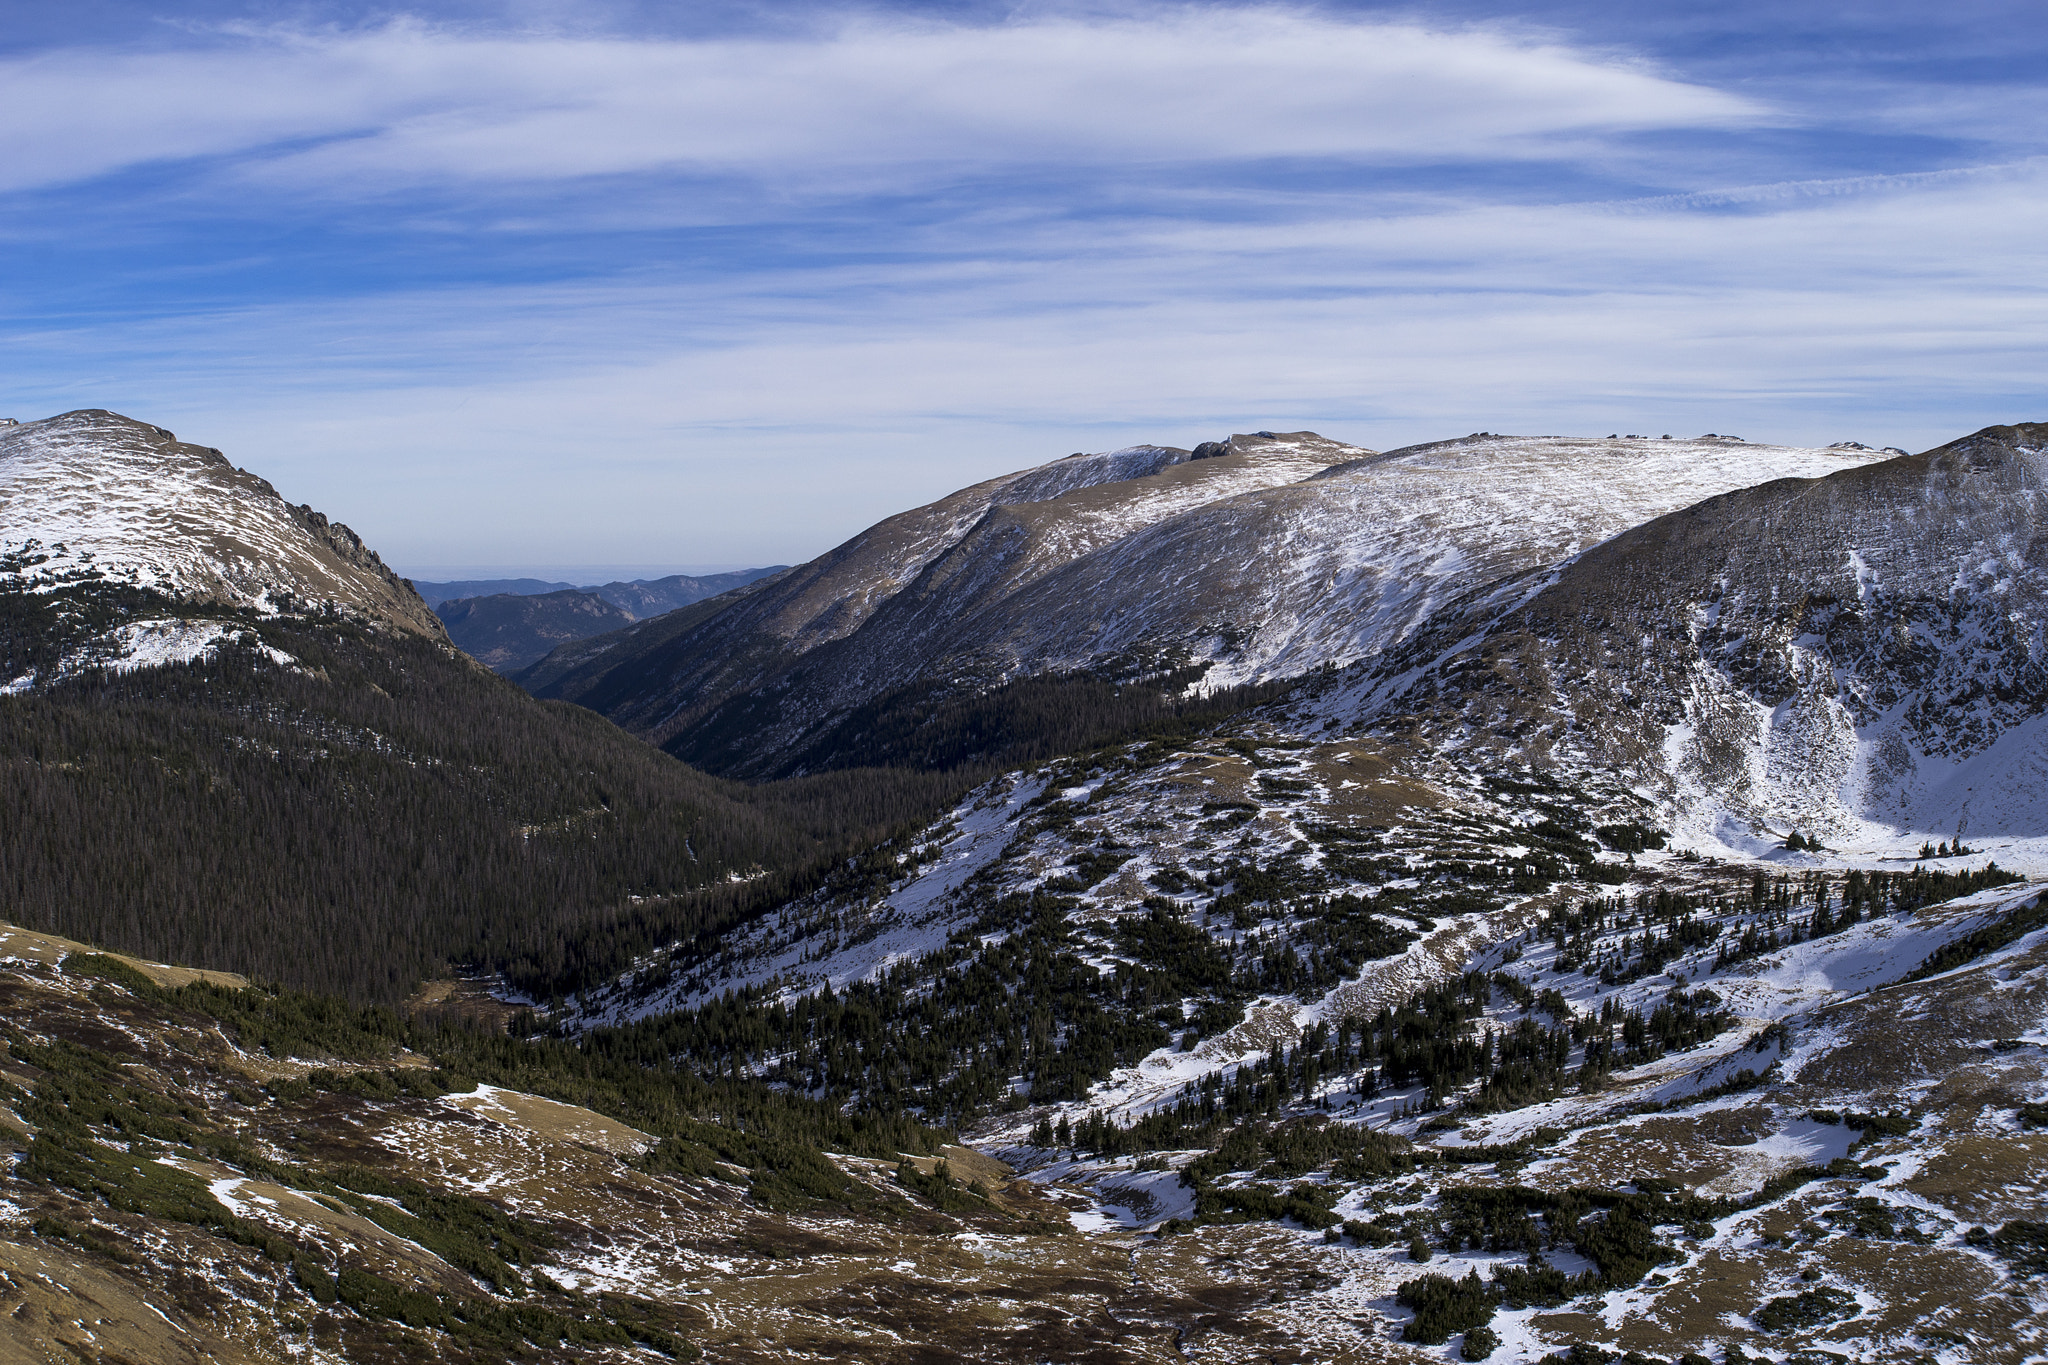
0,410 -> 2044,1363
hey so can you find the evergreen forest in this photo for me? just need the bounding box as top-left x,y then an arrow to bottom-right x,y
0,575 -> 1274,1006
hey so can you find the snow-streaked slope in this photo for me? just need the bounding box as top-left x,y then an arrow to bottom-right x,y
1319,422 -> 2048,863
0,410 -> 441,638
991,443 -> 1194,507
0,618 -> 297,695
970,434 -> 1887,689
547,432 -> 1886,776
565,718 -> 2048,1261
523,432 -> 1358,743
662,437 -> 1334,665
565,772 -> 1056,1027
740,433 -> 1364,709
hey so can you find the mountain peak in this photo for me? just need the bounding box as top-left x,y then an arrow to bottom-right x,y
0,409 -> 442,640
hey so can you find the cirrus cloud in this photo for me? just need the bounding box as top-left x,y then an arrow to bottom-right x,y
0,3 -> 2037,570
0,10 -> 1765,195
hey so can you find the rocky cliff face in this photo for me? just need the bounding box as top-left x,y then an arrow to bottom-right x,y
1322,423 -> 2048,859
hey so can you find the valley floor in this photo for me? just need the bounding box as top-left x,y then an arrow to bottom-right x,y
567,725 -> 2048,1363
3,730 -> 2045,1362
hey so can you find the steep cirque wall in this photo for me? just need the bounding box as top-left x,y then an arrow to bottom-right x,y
1333,423 -> 2048,857
0,410 -> 444,640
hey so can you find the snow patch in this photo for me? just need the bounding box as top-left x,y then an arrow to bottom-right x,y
1,617 -> 294,693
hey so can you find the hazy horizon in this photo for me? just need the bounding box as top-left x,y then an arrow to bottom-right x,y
400,564 -> 781,586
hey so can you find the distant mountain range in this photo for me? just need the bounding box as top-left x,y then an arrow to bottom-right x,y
432,590 -> 634,671
423,569 -> 786,672
412,569 -> 785,612
410,576 -> 580,605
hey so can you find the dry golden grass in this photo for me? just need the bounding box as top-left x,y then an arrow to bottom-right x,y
1305,742 -> 1446,820
0,923 -> 247,990
1904,1132 -> 2048,1223
0,1235 -> 262,1365
440,1086 -> 655,1159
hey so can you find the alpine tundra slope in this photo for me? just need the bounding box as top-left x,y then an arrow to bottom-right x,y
570,715 -> 2048,1361
556,424 -> 2048,1361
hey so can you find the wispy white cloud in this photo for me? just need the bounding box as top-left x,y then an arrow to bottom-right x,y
25,154 -> 2037,564
0,10 -> 1763,194
2,6 -> 2040,568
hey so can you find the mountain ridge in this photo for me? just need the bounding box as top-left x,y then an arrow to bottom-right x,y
520,434 -> 1355,747
522,431 -> 1888,779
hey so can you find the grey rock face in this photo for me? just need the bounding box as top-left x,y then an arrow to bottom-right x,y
1335,423 -> 2048,849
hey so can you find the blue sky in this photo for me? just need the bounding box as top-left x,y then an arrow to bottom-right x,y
1,2 -> 2043,572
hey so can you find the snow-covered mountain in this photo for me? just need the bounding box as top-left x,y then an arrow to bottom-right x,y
1320,422 -> 2048,865
0,410 -> 444,688
518,433 -> 1356,742
523,430 -> 1886,776
953,432 -> 1884,689
5,402 -> 2047,1365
